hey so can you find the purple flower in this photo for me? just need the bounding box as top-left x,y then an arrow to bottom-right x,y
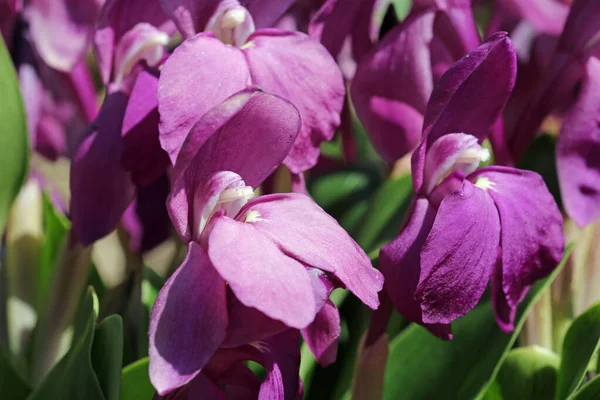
157,0 -> 345,175
380,33 -> 564,339
351,0 -> 481,163
70,0 -> 174,245
148,88 -> 383,395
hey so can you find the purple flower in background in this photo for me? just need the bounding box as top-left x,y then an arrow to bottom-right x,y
157,0 -> 345,175
380,33 -> 564,339
149,88 -> 383,395
70,0 -> 175,245
351,0 -> 481,163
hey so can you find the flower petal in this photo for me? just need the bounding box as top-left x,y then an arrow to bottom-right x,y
351,12 -> 434,162
157,33 -> 250,162
470,166 -> 564,308
236,193 -> 384,309
301,300 -> 340,367
208,215 -> 318,329
70,93 -> 135,245
149,242 -> 228,395
25,0 -> 101,71
158,0 -> 219,39
557,56 -> 600,227
417,179 -> 500,324
243,29 -> 345,173
257,330 -> 301,400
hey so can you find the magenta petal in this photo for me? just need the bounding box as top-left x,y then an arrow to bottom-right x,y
70,93 -> 135,245
149,242 -> 228,395
417,180 -> 500,325
301,300 -> 340,367
379,197 -> 452,339
412,32 -> 517,193
351,12 -> 434,162
208,215 -> 318,329
491,253 -> 517,332
245,0 -> 296,29
557,57 -> 600,227
236,193 -> 384,309
167,90 -> 301,240
499,0 -> 568,35
159,0 -> 219,39
158,33 -> 250,162
244,29 -> 345,173
121,68 -> 169,186
25,0 -> 101,71
470,166 -> 564,308
308,0 -> 365,58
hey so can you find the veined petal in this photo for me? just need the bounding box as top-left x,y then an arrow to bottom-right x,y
470,166 -> 564,309
159,0 -> 219,39
167,90 -> 300,240
557,56 -> 600,227
243,29 -> 345,173
301,300 -> 340,367
70,93 -> 135,245
25,0 -> 101,71
412,32 -> 517,193
235,193 -> 384,310
157,33 -> 250,162
208,215 -> 318,329
417,179 -> 500,324
149,242 -> 228,395
351,12 -> 434,162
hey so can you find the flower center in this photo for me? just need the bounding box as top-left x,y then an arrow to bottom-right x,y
206,1 -> 255,47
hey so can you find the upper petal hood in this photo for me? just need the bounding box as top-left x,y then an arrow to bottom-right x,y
469,166 -> 564,323
233,193 -> 384,309
417,179 -> 500,325
167,89 -> 301,240
412,32 -> 517,193
557,56 -> 600,227
243,29 -> 345,173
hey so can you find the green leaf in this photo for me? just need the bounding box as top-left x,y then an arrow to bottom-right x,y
496,346 -> 559,400
37,193 -> 70,311
555,302 -> 600,400
28,287 -> 105,400
381,245 -> 573,400
354,174 -> 413,253
571,375 -> 600,400
91,315 -> 123,400
0,34 -> 29,231
0,347 -> 31,399
120,358 -> 154,400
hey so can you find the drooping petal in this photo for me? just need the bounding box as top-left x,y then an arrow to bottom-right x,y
235,193 -> 384,310
149,242 -> 228,395
94,0 -> 174,86
157,33 -> 250,162
243,29 -> 345,173
490,252 -> 516,332
301,300 -> 340,366
412,32 -> 517,193
417,179 -> 500,325
121,68 -> 170,186
207,215 -> 318,329
379,197 -> 452,339
557,56 -> 600,227
351,12 -> 434,162
422,133 -> 490,194
167,90 -> 301,240
25,0 -> 101,71
70,93 -> 135,245
469,166 -> 564,309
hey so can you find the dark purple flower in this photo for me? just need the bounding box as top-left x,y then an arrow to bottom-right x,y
149,89 -> 383,394
380,33 -> 564,338
157,0 -> 345,175
351,0 -> 480,163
